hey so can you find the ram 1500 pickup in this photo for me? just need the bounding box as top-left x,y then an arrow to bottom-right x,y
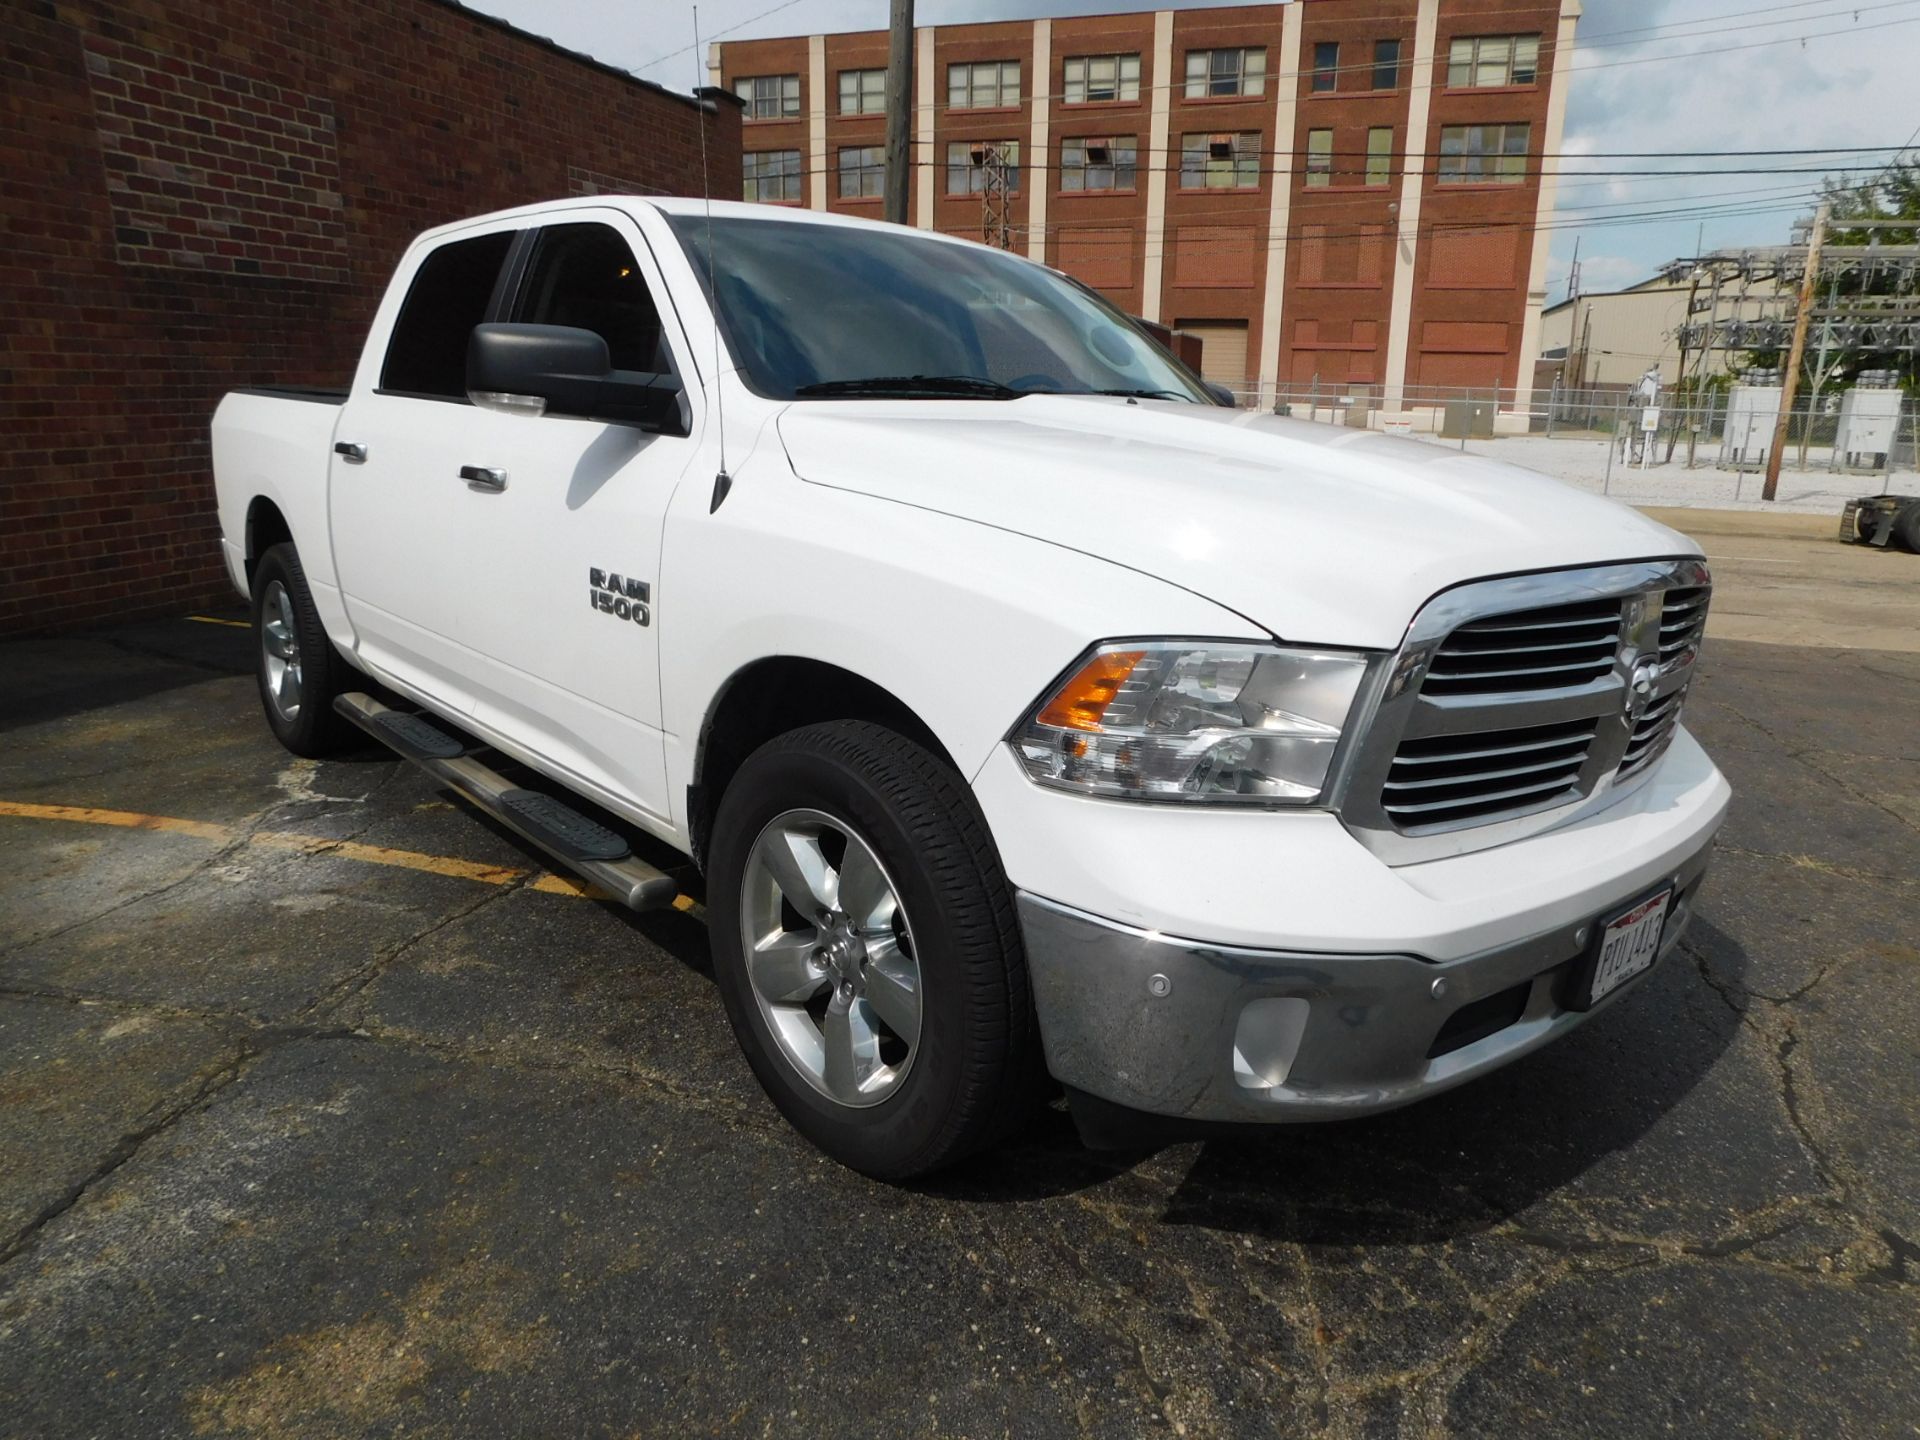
212,198 -> 1729,1177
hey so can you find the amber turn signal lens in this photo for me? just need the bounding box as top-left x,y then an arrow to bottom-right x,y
1036,649 -> 1146,730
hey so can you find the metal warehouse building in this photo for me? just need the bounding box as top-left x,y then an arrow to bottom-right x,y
1,0 -> 740,635
714,0 -> 1577,422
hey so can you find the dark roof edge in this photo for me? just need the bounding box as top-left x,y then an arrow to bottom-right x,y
426,0 -> 728,114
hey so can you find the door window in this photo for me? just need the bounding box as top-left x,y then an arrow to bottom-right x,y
513,223 -> 673,375
379,230 -> 514,399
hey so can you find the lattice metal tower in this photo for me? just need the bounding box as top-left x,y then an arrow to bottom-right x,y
974,143 -> 1014,250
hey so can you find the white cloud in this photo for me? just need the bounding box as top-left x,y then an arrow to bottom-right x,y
1548,0 -> 1920,302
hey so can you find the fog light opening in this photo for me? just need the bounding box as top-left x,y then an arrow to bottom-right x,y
1231,997 -> 1311,1091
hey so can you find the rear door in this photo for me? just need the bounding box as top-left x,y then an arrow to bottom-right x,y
331,221 -> 522,712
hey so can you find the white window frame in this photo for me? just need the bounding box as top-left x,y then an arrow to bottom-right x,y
742,149 -> 803,202
837,145 -> 886,199
735,73 -> 801,120
1063,53 -> 1141,104
946,140 -> 1021,194
947,60 -> 1021,110
838,68 -> 886,116
1060,135 -> 1137,192
1446,35 -> 1541,89
1183,48 -> 1267,99
1436,123 -> 1531,184
1179,132 -> 1260,190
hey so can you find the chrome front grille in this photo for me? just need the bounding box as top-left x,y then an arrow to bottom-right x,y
1337,559 -> 1712,864
1382,717 -> 1599,827
1423,599 -> 1621,696
1657,586 -> 1709,664
1618,684 -> 1686,779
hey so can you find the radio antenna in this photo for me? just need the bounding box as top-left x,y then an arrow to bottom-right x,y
692,6 -> 731,506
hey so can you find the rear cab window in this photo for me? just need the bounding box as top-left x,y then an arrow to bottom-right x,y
378,231 -> 516,400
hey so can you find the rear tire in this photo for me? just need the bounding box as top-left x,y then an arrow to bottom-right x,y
707,721 -> 1043,1179
1896,501 -> 1920,554
251,542 -> 355,757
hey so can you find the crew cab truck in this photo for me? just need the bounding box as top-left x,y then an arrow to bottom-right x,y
213,198 -> 1729,1178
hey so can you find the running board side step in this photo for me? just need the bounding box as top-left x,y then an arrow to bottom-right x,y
332,692 -> 679,911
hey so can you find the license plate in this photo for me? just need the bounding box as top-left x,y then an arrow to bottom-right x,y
1582,888 -> 1672,1007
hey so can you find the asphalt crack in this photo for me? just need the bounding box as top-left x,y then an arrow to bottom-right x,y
0,1040 -> 254,1268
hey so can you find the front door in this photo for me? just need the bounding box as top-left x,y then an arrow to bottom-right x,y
448,213 -> 701,821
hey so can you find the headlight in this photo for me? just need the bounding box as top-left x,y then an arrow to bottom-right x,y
1011,641 -> 1373,805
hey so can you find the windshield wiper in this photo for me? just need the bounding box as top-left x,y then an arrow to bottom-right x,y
1082,387 -> 1192,402
793,375 -> 1022,400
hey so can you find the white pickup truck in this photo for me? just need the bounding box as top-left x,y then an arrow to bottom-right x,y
213,197 -> 1728,1177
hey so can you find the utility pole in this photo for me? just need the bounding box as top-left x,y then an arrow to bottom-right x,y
883,0 -> 914,226
1762,200 -> 1828,502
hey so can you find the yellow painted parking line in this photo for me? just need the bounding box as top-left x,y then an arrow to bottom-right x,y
186,614 -> 250,628
0,799 -> 704,917
0,800 -> 234,844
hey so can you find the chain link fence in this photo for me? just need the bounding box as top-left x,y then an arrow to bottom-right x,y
1217,380 -> 1920,488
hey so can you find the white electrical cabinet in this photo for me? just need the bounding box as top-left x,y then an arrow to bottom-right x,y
1832,386 -> 1903,473
1720,386 -> 1781,470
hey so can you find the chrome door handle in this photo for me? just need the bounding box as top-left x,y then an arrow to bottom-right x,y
334,441 -> 366,464
459,465 -> 508,492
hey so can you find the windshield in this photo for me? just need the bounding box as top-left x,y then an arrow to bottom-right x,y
668,215 -> 1212,403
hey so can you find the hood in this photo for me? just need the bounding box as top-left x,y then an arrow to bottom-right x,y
775,396 -> 1698,649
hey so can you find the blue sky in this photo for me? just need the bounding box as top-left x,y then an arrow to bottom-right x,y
467,0 -> 1920,298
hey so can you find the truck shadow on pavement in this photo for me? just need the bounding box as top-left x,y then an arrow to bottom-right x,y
918,917 -> 1750,1244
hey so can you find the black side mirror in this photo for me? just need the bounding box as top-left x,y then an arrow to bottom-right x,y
1203,381 -> 1237,408
467,323 -> 688,435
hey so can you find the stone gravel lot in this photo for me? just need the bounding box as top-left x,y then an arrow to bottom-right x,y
1,600 -> 1916,1438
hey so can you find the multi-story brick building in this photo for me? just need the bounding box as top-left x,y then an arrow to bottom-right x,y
2,0 -> 741,635
713,0 -> 1578,423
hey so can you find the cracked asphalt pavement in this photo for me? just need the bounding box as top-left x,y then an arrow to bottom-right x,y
2,592 -> 1917,1437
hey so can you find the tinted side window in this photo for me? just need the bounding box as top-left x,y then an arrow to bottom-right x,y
514,223 -> 671,373
379,231 -> 514,399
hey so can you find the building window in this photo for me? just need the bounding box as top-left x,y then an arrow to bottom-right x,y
946,140 -> 1020,194
837,145 -> 885,199
1311,41 -> 1338,92
1372,39 -> 1402,89
1184,48 -> 1266,99
743,149 -> 803,202
1447,35 -> 1541,88
735,74 -> 800,120
1437,124 -> 1531,184
838,68 -> 885,115
1366,127 -> 1394,185
1367,126 -> 1397,186
1180,132 -> 1260,189
1061,136 -> 1137,191
1304,129 -> 1332,187
949,60 -> 1020,109
1063,53 -> 1141,104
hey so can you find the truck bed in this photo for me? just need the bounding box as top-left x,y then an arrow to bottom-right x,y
228,384 -> 348,405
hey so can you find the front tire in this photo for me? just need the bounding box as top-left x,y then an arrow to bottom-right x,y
708,721 -> 1043,1179
251,542 -> 355,757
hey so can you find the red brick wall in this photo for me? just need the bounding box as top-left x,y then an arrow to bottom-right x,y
1,0 -> 741,635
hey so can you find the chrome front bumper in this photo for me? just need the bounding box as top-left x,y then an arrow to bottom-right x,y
1018,835 -> 1715,1124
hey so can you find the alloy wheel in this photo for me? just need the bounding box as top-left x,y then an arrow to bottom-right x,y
739,808 -> 922,1108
